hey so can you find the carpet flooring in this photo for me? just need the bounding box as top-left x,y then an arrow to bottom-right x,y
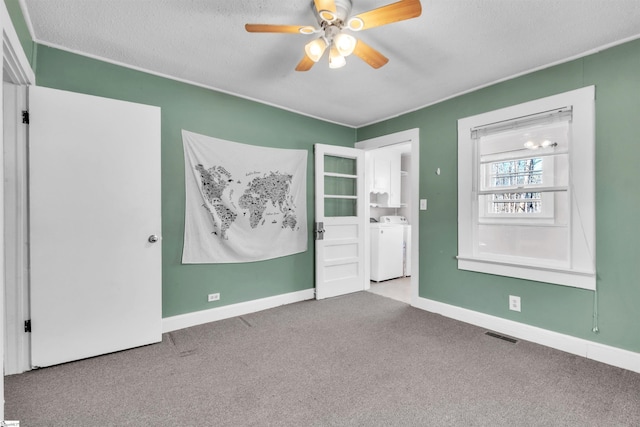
5,292 -> 640,426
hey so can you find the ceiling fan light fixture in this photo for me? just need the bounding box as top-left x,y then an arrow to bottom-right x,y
304,38 -> 327,62
329,45 -> 346,69
334,33 -> 356,56
299,26 -> 317,35
318,10 -> 337,22
347,17 -> 364,31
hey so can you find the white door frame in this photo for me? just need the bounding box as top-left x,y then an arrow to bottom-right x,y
3,82 -> 30,375
355,128 -> 420,306
1,0 -> 36,420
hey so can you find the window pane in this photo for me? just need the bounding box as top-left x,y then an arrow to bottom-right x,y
324,155 -> 356,175
324,198 -> 357,217
487,192 -> 542,214
324,175 -> 356,196
478,223 -> 569,265
490,158 -> 543,187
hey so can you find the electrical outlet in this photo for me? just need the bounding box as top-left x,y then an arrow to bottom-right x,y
509,295 -> 521,312
208,293 -> 220,302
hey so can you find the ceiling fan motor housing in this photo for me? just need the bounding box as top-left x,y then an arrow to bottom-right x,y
314,0 -> 353,25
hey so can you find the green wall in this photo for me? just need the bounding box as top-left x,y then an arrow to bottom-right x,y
33,45 -> 355,318
5,2 -> 639,352
357,39 -> 640,353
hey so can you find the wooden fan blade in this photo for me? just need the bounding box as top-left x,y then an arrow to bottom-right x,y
350,0 -> 422,31
352,39 -> 389,69
245,24 -> 312,34
295,54 -> 316,72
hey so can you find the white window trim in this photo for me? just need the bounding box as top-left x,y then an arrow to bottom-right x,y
457,86 -> 596,290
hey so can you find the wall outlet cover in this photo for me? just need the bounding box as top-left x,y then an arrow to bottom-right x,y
509,295 -> 521,312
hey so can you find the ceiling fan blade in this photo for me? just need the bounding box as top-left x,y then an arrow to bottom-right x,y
295,54 -> 316,72
352,39 -> 389,69
245,24 -> 316,34
349,0 -> 422,31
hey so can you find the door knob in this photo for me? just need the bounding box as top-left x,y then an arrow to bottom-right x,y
148,235 -> 159,243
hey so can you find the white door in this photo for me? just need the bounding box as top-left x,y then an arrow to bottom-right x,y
314,144 -> 365,299
29,86 -> 162,368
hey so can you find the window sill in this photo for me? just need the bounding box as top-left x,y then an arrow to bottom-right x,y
457,256 -> 596,290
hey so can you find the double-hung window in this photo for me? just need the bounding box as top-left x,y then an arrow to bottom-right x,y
457,87 -> 596,290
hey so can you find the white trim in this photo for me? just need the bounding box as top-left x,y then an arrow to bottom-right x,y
33,40 -> 356,129
354,128 -> 420,306
17,0 -> 36,42
2,83 -> 30,375
414,297 -> 640,374
1,2 -> 35,84
2,1 -> 36,419
457,258 -> 596,290
162,289 -> 315,333
16,0 -> 640,128
358,34 -> 640,128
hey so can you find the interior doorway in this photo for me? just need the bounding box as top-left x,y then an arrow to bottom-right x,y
355,129 -> 419,306
2,8 -> 37,420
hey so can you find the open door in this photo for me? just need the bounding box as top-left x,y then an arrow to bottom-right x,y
29,86 -> 162,367
314,144 -> 366,299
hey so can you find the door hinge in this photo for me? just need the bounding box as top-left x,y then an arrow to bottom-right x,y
22,110 -> 29,124
24,319 -> 31,333
314,222 -> 325,240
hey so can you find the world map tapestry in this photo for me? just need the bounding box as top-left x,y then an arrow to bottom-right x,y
182,130 -> 308,263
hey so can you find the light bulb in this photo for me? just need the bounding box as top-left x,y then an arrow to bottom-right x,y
334,33 -> 356,57
329,45 -> 346,69
319,10 -> 336,22
304,38 -> 327,62
347,17 -> 364,31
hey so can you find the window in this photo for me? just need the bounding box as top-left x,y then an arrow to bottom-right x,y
485,158 -> 543,214
457,87 -> 596,290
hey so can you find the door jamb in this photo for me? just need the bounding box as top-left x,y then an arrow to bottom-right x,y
355,128 -> 420,305
2,0 -> 36,382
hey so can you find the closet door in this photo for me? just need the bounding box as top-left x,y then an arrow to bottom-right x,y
29,86 -> 162,367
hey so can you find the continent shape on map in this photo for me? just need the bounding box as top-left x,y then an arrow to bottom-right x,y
238,172 -> 297,230
195,164 -> 237,239
197,165 -> 298,240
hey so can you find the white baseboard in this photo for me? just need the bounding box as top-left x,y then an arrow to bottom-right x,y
413,297 -> 640,374
162,288 -> 315,333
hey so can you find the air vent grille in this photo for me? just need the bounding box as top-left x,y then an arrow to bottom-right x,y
485,331 -> 518,343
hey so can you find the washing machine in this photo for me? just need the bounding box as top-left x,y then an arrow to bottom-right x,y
370,216 -> 406,281
381,215 -> 411,276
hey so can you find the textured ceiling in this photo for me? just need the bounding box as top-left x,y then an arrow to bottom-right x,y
21,0 -> 640,127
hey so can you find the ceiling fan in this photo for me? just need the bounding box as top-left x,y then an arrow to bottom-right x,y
245,0 -> 422,71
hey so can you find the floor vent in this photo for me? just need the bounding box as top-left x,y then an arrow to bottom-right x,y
485,331 -> 518,344
239,316 -> 253,327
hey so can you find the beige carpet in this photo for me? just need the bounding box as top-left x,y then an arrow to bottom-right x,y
5,292 -> 640,426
